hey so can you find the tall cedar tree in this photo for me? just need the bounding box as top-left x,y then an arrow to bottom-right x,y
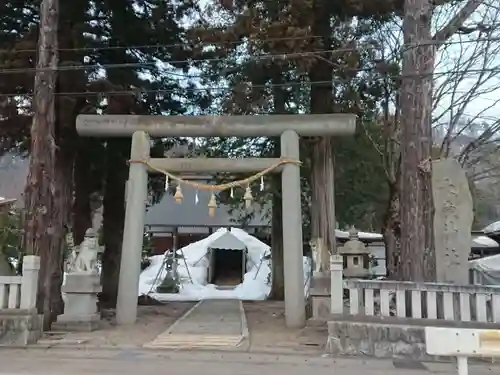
1,0 -> 200,314
24,0 -> 59,330
191,0 -> 387,295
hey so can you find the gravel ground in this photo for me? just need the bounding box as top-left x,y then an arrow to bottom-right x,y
37,300 -> 327,354
39,302 -> 196,348
243,301 -> 328,354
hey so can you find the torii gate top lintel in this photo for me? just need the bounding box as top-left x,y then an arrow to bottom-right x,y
76,114 -> 356,137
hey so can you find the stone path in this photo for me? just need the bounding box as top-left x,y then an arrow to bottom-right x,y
143,299 -> 247,349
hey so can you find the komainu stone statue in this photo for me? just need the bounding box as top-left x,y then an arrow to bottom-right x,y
67,228 -> 101,274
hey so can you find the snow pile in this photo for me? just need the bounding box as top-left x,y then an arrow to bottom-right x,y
469,253 -> 500,285
483,221 -> 500,234
335,229 -> 383,240
472,235 -> 499,248
138,227 -> 311,301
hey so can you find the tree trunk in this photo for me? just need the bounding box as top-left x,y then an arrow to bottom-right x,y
23,0 -> 59,330
49,19 -> 86,321
269,186 -> 284,300
310,139 -> 336,261
73,141 -> 93,244
100,139 -> 129,308
399,0 -> 436,281
49,146 -> 71,321
383,181 -> 402,280
268,74 -> 287,299
309,0 -> 336,268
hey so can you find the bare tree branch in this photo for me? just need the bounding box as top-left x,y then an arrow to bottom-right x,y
433,0 -> 485,43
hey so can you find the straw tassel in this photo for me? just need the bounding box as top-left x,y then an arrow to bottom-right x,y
243,185 -> 253,208
174,184 -> 183,203
208,192 -> 217,217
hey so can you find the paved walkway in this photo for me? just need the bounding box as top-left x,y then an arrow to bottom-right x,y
0,349 -> 497,374
143,299 -> 247,349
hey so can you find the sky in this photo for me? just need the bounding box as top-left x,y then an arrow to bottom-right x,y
432,1 -> 500,129
170,1 -> 500,133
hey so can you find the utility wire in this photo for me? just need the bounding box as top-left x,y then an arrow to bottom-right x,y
1,67 -> 500,99
1,35 -> 499,54
1,48 -> 500,76
0,49 -> 407,74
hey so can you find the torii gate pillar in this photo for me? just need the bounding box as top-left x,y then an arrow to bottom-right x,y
280,130 -> 305,325
116,131 -> 150,325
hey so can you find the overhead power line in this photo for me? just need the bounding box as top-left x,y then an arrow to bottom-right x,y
1,66 -> 500,99
0,35 -> 499,55
1,46 -> 500,76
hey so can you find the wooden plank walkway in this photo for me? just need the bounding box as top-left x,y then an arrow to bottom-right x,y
143,299 -> 248,349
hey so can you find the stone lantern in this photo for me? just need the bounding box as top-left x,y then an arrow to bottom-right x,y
339,226 -> 370,278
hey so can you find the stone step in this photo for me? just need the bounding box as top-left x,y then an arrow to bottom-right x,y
143,334 -> 243,348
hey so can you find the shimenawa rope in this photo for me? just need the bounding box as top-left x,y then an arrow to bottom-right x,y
128,158 -> 301,216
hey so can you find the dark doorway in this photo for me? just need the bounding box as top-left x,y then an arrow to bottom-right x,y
209,248 -> 245,286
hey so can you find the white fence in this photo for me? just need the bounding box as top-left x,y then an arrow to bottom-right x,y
344,279 -> 500,322
0,255 -> 40,310
329,255 -> 500,323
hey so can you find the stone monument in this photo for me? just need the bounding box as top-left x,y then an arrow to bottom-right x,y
55,228 -> 103,331
432,159 -> 473,285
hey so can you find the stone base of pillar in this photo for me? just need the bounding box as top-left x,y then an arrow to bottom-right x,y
53,313 -> 100,332
310,273 -> 331,321
53,273 -> 102,332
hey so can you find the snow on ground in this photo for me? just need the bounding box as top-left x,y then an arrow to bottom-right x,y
138,227 -> 311,301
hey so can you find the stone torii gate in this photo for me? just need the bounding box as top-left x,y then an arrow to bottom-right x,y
75,114 -> 356,328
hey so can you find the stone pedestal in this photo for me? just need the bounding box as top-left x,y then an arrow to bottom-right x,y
310,271 -> 331,320
54,273 -> 102,332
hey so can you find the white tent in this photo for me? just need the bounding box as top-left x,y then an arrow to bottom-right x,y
138,227 -> 273,300
469,254 -> 500,285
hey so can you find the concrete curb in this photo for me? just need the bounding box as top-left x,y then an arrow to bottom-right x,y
238,300 -> 250,351
0,343 -> 321,356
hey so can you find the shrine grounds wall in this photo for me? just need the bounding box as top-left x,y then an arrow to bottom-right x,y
326,315 -> 500,360
0,309 -> 43,346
